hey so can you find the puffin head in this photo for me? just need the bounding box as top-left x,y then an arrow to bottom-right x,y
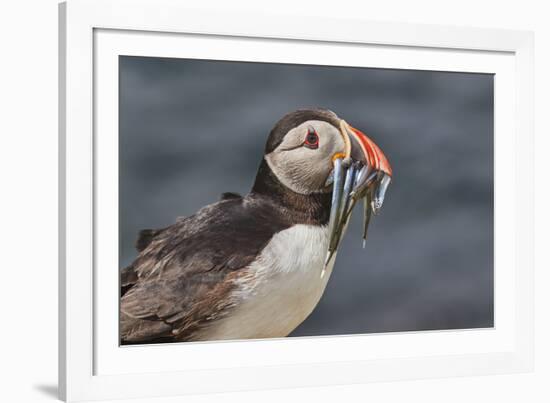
262,109 -> 391,195
254,108 -> 393,270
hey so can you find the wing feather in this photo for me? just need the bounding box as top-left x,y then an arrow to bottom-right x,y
120,195 -> 290,343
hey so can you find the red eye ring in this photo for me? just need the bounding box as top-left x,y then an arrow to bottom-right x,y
304,127 -> 319,149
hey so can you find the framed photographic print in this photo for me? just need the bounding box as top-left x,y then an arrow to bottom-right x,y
59,0 -> 534,401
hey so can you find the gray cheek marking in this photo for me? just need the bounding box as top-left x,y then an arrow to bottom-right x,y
265,153 -> 313,195
265,121 -> 344,195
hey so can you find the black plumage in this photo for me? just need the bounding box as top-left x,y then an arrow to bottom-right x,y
121,194 -> 286,343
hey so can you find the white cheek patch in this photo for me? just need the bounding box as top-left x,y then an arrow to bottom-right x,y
265,152 -> 320,194
265,121 -> 344,194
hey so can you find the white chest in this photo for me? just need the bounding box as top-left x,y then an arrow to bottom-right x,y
202,224 -> 337,340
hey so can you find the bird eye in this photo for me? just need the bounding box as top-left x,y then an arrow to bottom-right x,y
304,127 -> 319,149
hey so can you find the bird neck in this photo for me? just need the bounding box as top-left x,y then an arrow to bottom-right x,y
250,159 -> 331,226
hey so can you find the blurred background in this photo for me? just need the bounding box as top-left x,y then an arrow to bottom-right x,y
119,56 -> 493,336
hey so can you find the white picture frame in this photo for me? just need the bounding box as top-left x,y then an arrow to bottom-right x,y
59,0 -> 534,401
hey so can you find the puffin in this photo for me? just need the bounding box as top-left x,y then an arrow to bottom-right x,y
120,108 -> 392,344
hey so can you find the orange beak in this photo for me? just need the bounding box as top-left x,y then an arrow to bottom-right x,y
342,121 -> 392,178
